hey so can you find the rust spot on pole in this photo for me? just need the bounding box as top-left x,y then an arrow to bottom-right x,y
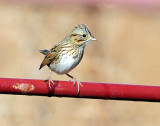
13,83 -> 34,92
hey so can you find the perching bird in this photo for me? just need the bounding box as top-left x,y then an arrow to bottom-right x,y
39,24 -> 97,93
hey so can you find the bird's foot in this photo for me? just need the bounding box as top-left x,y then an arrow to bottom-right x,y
44,78 -> 54,89
73,77 -> 83,93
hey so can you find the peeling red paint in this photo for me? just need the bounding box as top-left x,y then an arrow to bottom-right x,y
13,83 -> 34,92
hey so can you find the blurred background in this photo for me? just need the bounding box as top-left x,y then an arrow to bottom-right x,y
0,0 -> 160,126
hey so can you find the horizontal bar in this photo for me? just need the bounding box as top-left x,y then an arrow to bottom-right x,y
0,78 -> 160,102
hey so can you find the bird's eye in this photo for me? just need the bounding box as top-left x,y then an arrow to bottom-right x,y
82,34 -> 86,37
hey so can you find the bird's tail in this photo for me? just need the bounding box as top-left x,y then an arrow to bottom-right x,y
39,50 -> 49,55
39,49 -> 50,70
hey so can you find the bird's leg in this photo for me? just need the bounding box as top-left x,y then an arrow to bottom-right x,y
66,73 -> 83,93
48,70 -> 54,89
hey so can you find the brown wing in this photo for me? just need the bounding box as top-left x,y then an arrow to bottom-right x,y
39,51 -> 57,70
39,42 -> 62,70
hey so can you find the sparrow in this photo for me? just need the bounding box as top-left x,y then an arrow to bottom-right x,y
39,24 -> 97,93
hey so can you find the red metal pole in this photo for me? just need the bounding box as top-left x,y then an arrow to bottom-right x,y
0,78 -> 160,102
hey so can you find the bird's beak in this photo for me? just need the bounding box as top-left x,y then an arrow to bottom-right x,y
90,36 -> 97,41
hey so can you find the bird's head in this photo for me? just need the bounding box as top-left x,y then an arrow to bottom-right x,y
69,24 -> 97,47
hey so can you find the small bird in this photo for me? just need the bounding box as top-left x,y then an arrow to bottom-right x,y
39,24 -> 97,93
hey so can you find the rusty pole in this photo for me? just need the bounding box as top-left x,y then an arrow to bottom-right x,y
0,78 -> 160,102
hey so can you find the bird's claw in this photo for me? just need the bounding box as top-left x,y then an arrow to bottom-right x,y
73,77 -> 83,93
49,77 -> 54,89
44,78 -> 54,89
